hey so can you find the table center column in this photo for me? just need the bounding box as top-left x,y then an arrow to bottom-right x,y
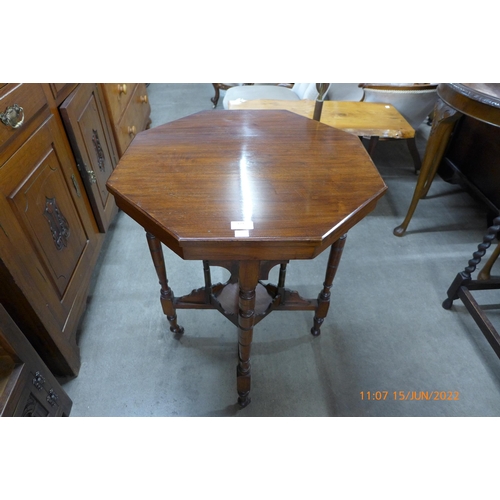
236,260 -> 260,407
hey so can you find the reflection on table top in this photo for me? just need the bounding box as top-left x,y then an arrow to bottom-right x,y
228,99 -> 415,139
107,110 -> 387,260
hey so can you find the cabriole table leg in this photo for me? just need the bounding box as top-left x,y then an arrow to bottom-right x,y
236,261 -> 260,407
146,232 -> 184,335
311,234 -> 347,336
394,99 -> 462,237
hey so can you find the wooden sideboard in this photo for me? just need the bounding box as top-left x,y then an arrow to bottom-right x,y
100,83 -> 151,157
0,304 -> 72,416
0,83 -> 150,379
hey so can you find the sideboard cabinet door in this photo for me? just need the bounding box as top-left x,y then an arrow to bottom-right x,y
60,83 -> 119,232
0,113 -> 102,376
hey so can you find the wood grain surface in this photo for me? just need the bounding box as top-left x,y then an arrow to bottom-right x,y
228,99 -> 415,139
107,110 -> 387,260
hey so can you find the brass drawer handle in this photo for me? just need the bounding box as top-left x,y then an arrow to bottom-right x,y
1,103 -> 25,129
128,125 -> 136,136
71,174 -> 82,197
118,84 -> 127,95
87,168 -> 97,184
140,95 -> 148,104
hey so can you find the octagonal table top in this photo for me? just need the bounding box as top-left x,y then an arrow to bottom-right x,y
106,110 -> 387,260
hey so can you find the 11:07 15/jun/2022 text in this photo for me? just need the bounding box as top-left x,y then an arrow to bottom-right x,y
360,391 -> 460,401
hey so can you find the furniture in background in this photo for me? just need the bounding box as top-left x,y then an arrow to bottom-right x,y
394,83 -> 500,237
211,83 -> 254,108
221,83 -> 364,110
0,304 -> 72,416
0,83 -> 150,378
442,215 -> 500,358
359,84 -> 438,129
106,110 -> 387,407
222,83 -> 323,109
100,84 -> 151,157
60,84 -> 119,232
413,83 -> 500,363
228,99 -> 415,162
437,114 -> 500,227
359,83 -> 438,173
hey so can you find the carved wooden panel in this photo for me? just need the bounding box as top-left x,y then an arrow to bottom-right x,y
0,305 -> 72,417
60,83 -> 118,231
4,118 -> 89,302
0,111 -> 102,376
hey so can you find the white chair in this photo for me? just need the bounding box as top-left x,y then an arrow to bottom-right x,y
359,83 -> 438,129
326,83 -> 364,102
359,83 -> 439,173
211,83 -> 245,108
222,83 -> 324,109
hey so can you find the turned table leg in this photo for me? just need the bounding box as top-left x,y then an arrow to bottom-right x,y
146,232 -> 184,335
311,234 -> 347,336
394,99 -> 462,237
236,261 -> 260,407
442,216 -> 500,309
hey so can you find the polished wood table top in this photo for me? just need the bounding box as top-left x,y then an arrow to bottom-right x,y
108,110 -> 387,260
107,110 -> 387,407
228,99 -> 415,139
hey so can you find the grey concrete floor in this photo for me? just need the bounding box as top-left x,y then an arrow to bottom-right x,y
63,83 -> 500,416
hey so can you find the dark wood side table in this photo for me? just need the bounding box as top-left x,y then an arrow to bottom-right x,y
106,110 -> 387,407
394,83 -> 500,237
412,85 -> 500,359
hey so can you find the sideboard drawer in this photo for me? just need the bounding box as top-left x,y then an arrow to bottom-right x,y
47,83 -> 78,105
0,83 -> 48,149
102,83 -> 135,124
114,83 -> 151,156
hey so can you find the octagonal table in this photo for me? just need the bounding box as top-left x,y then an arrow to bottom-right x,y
106,110 -> 387,407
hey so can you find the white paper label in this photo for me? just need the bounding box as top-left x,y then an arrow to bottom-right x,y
231,221 -> 254,230
234,230 -> 250,238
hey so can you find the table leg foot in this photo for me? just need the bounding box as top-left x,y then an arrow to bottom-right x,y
237,364 -> 251,407
237,395 -> 251,408
167,316 -> 184,336
393,225 -> 406,237
311,234 -> 347,336
442,297 -> 454,310
311,321 -> 323,337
